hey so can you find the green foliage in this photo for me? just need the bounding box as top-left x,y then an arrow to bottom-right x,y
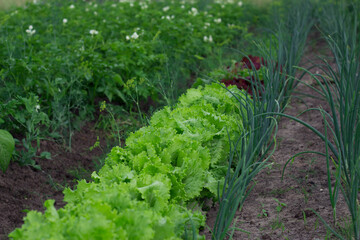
0,0 -> 254,132
0,0 -> 266,169
0,129 -> 15,172
104,84 -> 246,202
0,94 -> 50,169
0,0 -> 273,237
311,1 -> 360,238
211,58 -> 281,238
268,0 -> 315,109
10,83 -> 248,239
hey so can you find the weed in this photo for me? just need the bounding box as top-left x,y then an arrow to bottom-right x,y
258,203 -> 269,218
270,198 -> 287,232
269,186 -> 294,197
45,173 -> 66,192
335,216 -> 355,240
67,167 -> 92,183
303,210 -> 307,226
301,187 -> 310,204
89,136 -> 102,152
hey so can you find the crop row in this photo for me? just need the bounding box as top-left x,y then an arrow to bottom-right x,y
9,0 -> 358,239
7,0 -> 300,235
0,0 -> 266,169
9,83 -> 248,239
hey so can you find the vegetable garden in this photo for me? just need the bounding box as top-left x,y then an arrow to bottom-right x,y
0,0 -> 359,239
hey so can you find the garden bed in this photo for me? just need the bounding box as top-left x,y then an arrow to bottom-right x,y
1,0 -> 358,239
0,35 -> 348,240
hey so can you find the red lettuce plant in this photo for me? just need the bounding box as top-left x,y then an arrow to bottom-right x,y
221,55 -> 265,96
221,55 -> 285,96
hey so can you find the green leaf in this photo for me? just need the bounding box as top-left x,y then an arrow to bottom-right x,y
0,129 -> 15,173
40,151 -> 52,160
113,74 -> 125,86
136,173 -> 171,210
194,55 -> 205,60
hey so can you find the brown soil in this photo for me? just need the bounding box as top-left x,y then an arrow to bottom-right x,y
0,35 -> 351,240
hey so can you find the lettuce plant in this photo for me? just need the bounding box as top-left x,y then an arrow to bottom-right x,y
220,55 -> 267,96
9,83 -> 249,239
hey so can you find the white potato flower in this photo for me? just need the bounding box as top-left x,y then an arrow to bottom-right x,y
63,18 -> 68,24
131,32 -> 139,39
189,7 -> 198,16
69,4 -> 75,9
204,35 -> 213,43
89,29 -> 99,35
26,25 -> 36,36
208,35 -> 213,43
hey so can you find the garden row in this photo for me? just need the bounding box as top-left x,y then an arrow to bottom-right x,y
5,0 -> 360,239
3,0 -> 309,238
9,83 -> 250,239
0,0 -> 267,171
8,0 -> 306,236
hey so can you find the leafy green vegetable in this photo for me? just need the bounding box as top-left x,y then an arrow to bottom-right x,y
0,129 -> 15,173
10,83 -> 248,239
